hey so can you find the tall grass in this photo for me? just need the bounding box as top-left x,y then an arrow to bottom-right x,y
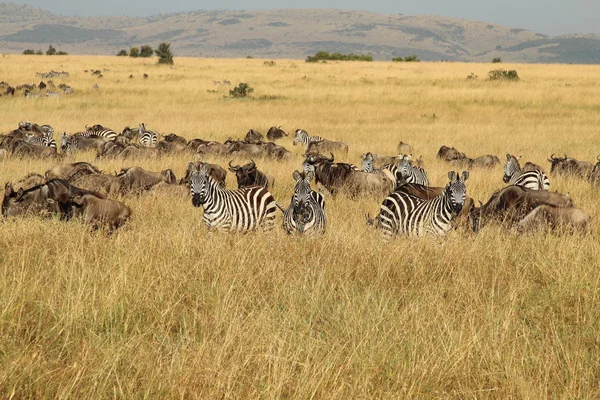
1,55 -> 600,398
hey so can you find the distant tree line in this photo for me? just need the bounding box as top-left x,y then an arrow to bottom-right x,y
23,45 -> 67,55
306,51 -> 373,62
392,55 -> 420,62
117,42 -> 174,65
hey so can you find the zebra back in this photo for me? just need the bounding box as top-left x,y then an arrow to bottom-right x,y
25,132 -> 57,148
139,123 -> 158,148
79,125 -> 117,141
504,154 -> 549,190
377,171 -> 468,239
293,129 -> 321,146
397,156 -> 429,186
282,170 -> 326,235
191,163 -> 276,232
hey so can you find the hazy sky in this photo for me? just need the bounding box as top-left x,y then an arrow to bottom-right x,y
9,0 -> 600,35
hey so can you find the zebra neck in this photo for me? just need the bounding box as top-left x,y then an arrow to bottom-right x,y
200,178 -> 226,212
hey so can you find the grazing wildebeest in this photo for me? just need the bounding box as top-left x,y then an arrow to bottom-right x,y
117,167 -> 177,195
116,145 -> 160,159
469,185 -> 573,232
228,160 -> 274,190
194,141 -> 228,157
157,140 -> 187,153
244,129 -> 263,143
11,140 -> 59,159
70,194 -> 131,232
306,139 -> 349,155
61,134 -> 105,153
181,161 -> 227,188
162,133 -> 188,145
437,145 -> 466,162
45,162 -> 102,181
449,154 -> 500,169
262,142 -> 293,161
266,126 -> 287,140
547,154 -> 593,178
517,205 -> 591,233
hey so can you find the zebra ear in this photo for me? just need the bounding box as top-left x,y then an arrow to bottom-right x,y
448,171 -> 457,181
506,154 -> 511,160
461,171 -> 469,181
292,170 -> 302,181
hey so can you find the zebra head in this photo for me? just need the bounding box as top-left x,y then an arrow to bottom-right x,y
292,170 -> 316,231
191,163 -> 210,207
139,123 -> 146,134
503,154 -> 521,183
60,133 -> 71,152
40,125 -> 54,137
361,152 -> 375,172
396,154 -> 413,177
293,129 -> 306,145
445,171 -> 469,216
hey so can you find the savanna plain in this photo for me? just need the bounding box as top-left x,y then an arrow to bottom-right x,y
1,55 -> 600,398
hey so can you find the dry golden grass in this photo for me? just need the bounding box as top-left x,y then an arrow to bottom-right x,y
1,55 -> 600,398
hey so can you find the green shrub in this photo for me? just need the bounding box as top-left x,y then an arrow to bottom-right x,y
117,49 -> 128,56
393,55 -> 420,62
155,42 -> 174,65
229,83 -> 254,98
492,57 -> 502,63
56,51 -> 68,55
306,51 -> 372,62
129,47 -> 139,57
46,45 -> 56,55
22,49 -> 35,55
488,69 -> 519,81
140,45 -> 154,58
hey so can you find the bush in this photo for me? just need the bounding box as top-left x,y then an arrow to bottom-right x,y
263,60 -> 276,66
155,42 -> 174,65
392,55 -> 420,62
46,45 -> 56,55
488,69 -> 520,81
117,49 -> 128,56
22,49 -> 35,55
140,45 -> 154,58
229,83 -> 254,98
306,51 -> 372,62
492,57 -> 502,63
56,51 -> 68,55
129,47 -> 139,57
466,72 -> 478,80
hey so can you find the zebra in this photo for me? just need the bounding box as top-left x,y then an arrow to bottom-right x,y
138,123 -> 158,148
293,129 -> 322,147
24,132 -> 57,149
77,125 -> 117,141
190,162 -> 277,232
503,154 -> 549,190
363,152 -> 397,188
361,152 -> 377,173
396,154 -> 429,186
279,170 -> 326,235
373,171 -> 469,240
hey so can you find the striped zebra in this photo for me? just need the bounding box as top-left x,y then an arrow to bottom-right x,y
361,152 -> 377,173
139,123 -> 158,148
374,171 -> 469,239
24,132 -> 57,149
396,155 -> 429,186
503,154 -> 549,190
190,162 -> 277,232
279,170 -> 326,235
293,129 -> 322,147
77,124 -> 117,141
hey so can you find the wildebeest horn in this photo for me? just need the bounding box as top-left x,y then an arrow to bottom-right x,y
228,160 -> 239,170
328,153 -> 335,162
248,159 -> 256,169
478,200 -> 483,206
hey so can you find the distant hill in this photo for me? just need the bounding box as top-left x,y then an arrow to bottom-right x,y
1,2 -> 599,63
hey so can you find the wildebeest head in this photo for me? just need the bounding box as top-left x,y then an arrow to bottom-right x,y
229,160 -> 259,187
503,154 -> 521,183
190,162 -> 210,207
547,153 -> 568,174
266,126 -> 287,140
244,129 -> 263,143
445,171 -> 469,216
122,126 -> 139,140
2,182 -> 55,217
302,152 -> 334,175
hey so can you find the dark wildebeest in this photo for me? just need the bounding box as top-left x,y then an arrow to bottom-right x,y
70,194 -> 131,232
306,139 -> 349,155
186,138 -> 212,152
224,139 -> 267,158
2,179 -> 104,219
11,140 -> 59,159
449,154 -> 500,169
116,146 -> 159,159
437,145 -> 466,162
469,185 -> 573,232
61,134 -> 105,153
517,205 -> 591,232
3,86 -> 15,96
302,153 -> 355,196
266,126 -> 287,140
157,140 -> 187,154
181,161 -> 227,188
117,166 -> 177,195
121,126 -> 139,141
547,154 -> 593,178
228,160 -> 274,190
244,129 -> 263,143
263,142 -> 293,161
162,133 -> 188,145
45,162 -> 102,182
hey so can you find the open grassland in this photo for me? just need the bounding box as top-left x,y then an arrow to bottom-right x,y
2,55 -> 600,398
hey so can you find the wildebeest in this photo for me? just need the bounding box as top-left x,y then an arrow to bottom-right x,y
224,139 -> 266,158
156,140 -> 187,154
244,129 -> 263,143
121,126 -> 139,141
45,162 -> 102,181
266,126 -> 287,140
306,139 -> 349,155
517,205 -> 591,233
13,173 -> 45,191
116,145 -> 159,159
469,185 -> 573,232
117,167 -> 177,195
302,153 -> 354,196
547,154 -> 593,178
449,154 -> 500,169
70,194 -> 131,232
162,133 -> 188,145
194,141 -> 228,157
181,161 -> 227,188
11,140 -> 59,159
71,173 -> 122,197
228,160 -> 274,190
437,145 -> 466,162
61,134 -> 105,153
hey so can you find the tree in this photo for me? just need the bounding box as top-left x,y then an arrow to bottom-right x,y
56,51 -> 68,55
129,47 -> 139,58
22,49 -> 35,55
117,49 -> 128,56
492,57 -> 502,63
46,45 -> 56,55
229,83 -> 254,98
155,42 -> 174,65
140,45 -> 154,57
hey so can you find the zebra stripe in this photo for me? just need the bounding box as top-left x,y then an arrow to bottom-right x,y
190,163 -> 277,232
139,123 -> 158,148
281,171 -> 326,235
503,154 -> 549,190
77,125 -> 117,141
376,171 -> 468,239
396,156 -> 429,186
293,129 -> 322,146
24,133 -> 57,149
362,152 -> 377,173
